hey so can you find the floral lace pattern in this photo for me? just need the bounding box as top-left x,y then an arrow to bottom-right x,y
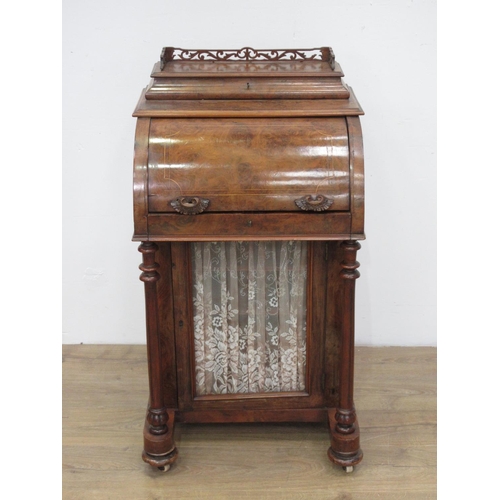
191,241 -> 308,395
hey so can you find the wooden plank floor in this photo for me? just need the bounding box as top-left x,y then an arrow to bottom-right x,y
62,345 -> 436,499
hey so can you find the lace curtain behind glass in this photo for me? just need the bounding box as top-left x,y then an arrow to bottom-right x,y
191,241 -> 308,396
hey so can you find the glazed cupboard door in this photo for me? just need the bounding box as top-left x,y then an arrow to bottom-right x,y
170,241 -> 329,413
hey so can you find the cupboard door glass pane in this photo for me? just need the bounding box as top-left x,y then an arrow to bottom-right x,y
191,241 -> 308,396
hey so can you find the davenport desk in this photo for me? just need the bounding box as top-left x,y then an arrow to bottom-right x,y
132,47 -> 365,473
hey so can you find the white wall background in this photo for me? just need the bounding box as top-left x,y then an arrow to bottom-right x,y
63,0 -> 436,345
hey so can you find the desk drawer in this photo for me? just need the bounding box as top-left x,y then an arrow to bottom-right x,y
146,212 -> 351,241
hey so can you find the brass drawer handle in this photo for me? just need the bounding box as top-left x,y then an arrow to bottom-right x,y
295,194 -> 333,212
170,196 -> 210,215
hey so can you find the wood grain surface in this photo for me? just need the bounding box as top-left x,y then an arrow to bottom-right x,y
62,345 -> 436,499
132,89 -> 364,118
147,117 -> 350,214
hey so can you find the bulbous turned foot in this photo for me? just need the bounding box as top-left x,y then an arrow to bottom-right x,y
328,446 -> 363,469
327,408 -> 363,470
142,447 -> 178,471
142,409 -> 178,472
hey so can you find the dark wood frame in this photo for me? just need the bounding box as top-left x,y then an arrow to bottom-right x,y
140,239 -> 363,470
173,241 -> 325,413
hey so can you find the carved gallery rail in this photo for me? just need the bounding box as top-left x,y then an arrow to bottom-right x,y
132,47 -> 365,474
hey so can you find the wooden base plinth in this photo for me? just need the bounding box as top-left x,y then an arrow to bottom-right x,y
176,408 -> 327,424
327,411 -> 363,467
142,406 -> 362,470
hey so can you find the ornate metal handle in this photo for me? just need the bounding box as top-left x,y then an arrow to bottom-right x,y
295,194 -> 333,212
170,196 -> 210,215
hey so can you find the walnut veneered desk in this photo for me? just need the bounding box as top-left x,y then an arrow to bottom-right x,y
132,47 -> 365,473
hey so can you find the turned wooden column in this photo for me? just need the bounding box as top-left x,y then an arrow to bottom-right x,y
139,242 -> 178,470
328,240 -> 363,468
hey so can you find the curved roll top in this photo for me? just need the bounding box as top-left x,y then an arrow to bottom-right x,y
147,117 -> 350,214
